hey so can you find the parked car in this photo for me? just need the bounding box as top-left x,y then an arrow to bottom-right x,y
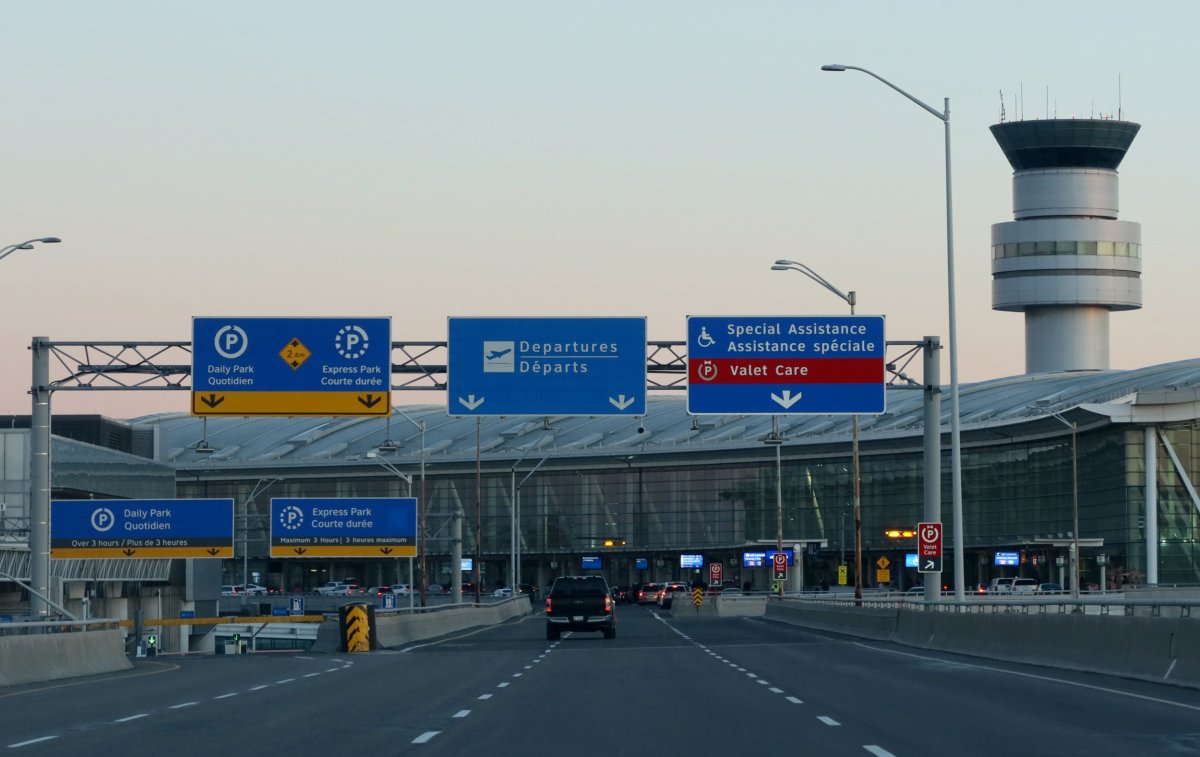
426,583 -> 447,594
1037,582 -> 1064,594
364,585 -> 393,597
989,577 -> 1016,594
242,583 -> 268,596
316,581 -> 349,596
1011,578 -> 1038,594
392,584 -> 413,596
220,585 -> 238,597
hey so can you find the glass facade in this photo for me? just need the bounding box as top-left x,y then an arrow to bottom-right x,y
177,419 -> 1200,593
992,241 -> 1141,259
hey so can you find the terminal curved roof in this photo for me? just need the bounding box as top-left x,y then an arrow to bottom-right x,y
132,359 -> 1200,470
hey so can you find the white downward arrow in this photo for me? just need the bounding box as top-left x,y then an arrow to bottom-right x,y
609,394 -> 635,411
458,395 -> 485,411
770,390 -> 802,409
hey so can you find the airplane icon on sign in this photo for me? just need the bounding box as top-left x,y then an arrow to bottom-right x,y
486,348 -> 512,360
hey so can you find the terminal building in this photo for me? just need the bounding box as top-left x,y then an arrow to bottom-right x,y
1,117 -> 1198,617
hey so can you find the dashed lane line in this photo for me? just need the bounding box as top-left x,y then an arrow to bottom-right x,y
478,694 -> 493,700
817,716 -> 840,727
8,736 -> 59,748
412,731 -> 439,744
169,702 -> 199,709
864,747 -> 896,757
114,714 -> 149,723
786,697 -> 803,704
214,693 -> 238,700
453,710 -> 471,718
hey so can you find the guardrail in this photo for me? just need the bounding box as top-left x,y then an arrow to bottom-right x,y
781,591 -> 1200,618
0,618 -> 126,636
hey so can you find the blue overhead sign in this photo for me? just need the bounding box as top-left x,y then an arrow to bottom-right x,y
270,497 -> 417,558
192,317 -> 391,416
447,317 -> 647,416
50,499 -> 234,559
687,315 -> 886,415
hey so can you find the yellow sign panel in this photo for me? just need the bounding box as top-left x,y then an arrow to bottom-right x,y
279,338 -> 312,370
837,565 -> 848,585
192,390 -> 390,416
270,544 -> 417,558
51,546 -> 234,559
876,568 -> 891,584
876,556 -> 891,570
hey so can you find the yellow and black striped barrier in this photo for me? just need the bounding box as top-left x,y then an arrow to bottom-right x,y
338,603 -> 377,653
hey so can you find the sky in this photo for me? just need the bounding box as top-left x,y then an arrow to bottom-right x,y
3,1 -> 1197,419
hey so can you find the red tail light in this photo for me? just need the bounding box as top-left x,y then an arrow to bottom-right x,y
604,595 -> 613,613
545,598 -> 552,614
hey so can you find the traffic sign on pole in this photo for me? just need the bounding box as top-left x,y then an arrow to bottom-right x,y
772,552 -> 788,581
447,317 -> 646,416
50,499 -> 234,559
271,498 -> 416,558
192,317 -> 391,416
918,522 -> 943,573
686,315 -> 885,415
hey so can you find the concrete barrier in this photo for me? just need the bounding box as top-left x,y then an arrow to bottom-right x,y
764,600 -> 1200,691
0,630 -> 132,687
372,598 -> 533,648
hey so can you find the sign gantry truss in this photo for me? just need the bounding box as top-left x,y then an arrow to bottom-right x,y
38,339 -> 922,394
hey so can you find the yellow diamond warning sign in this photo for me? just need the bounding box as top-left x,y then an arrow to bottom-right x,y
280,338 -> 311,370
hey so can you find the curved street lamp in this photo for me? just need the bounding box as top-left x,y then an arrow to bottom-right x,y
771,260 -> 862,601
821,63 -> 965,601
0,237 -> 60,263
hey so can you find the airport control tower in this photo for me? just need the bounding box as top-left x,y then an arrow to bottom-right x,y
990,118 -> 1142,373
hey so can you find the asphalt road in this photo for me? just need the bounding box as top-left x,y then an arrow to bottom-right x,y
4,605 -> 1200,756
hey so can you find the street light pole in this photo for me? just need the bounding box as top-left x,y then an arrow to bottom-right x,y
388,407 -> 427,609
771,260 -> 862,600
821,64 -> 964,601
0,237 -> 60,263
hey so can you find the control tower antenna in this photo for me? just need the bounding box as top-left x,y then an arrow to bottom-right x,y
999,90 -> 1006,123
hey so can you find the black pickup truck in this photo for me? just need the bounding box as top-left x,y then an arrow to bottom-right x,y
545,576 -> 616,640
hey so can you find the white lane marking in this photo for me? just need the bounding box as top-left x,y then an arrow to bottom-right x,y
341,665 -> 351,669
115,714 -> 149,723
512,673 -> 523,678
497,682 -> 510,688
214,693 -> 238,700
786,696 -> 803,704
412,731 -> 440,744
169,702 -> 198,709
8,736 -> 58,748
453,710 -> 471,718
250,685 -> 269,691
524,665 -> 532,670
303,673 -> 320,678
736,668 -> 746,672
746,673 -> 757,679
532,659 -> 542,664
864,747 -> 896,757
852,642 -> 1200,713
769,688 -> 784,694
818,716 -> 840,726
297,656 -> 314,660
756,680 -> 769,686
478,694 -> 493,700
331,658 -> 346,663
325,667 -> 339,673
276,678 -> 295,684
